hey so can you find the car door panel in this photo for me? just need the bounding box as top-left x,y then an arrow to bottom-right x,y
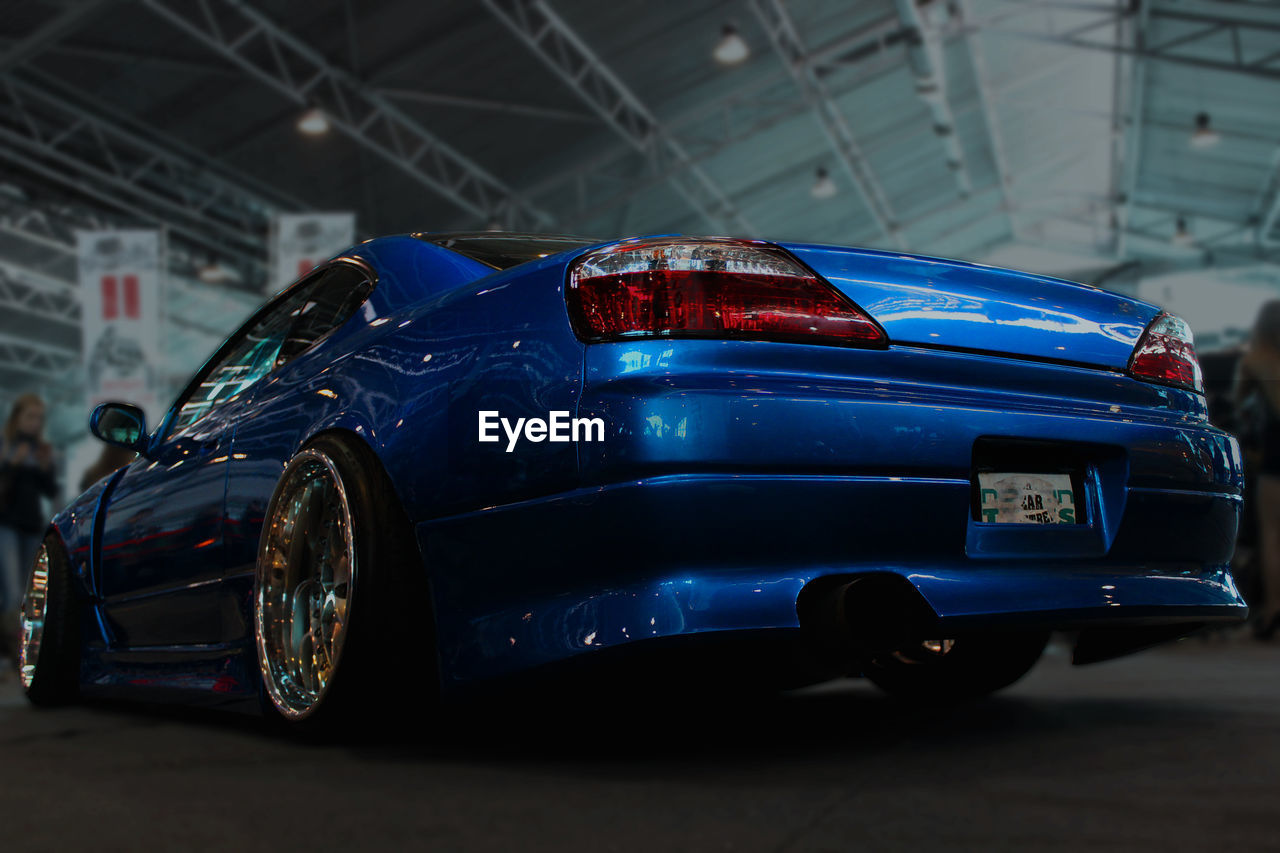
95,411 -> 235,647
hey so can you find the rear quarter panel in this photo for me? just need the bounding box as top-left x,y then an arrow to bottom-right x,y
221,243 -> 587,587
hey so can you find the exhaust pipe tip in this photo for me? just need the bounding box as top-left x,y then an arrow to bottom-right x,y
797,573 -> 941,656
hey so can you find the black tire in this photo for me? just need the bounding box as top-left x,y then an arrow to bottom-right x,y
862,631 -> 1048,702
21,535 -> 82,706
254,433 -> 437,729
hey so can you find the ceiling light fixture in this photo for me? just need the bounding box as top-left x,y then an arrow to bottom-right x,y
297,107 -> 330,136
810,167 -> 837,200
1189,112 -> 1220,150
713,23 -> 749,66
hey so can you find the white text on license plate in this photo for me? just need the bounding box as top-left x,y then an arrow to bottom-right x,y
977,472 -> 1077,525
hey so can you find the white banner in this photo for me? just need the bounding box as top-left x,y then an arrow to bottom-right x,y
269,212 -> 356,292
76,230 -> 164,423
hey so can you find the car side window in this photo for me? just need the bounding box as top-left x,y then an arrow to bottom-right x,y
161,263 -> 374,440
275,264 -> 373,366
165,278 -> 320,438
166,317 -> 288,438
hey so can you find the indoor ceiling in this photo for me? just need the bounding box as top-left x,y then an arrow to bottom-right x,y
1,0 -> 1278,437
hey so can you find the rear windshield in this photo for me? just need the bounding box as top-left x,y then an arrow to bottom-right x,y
415,232 -> 596,271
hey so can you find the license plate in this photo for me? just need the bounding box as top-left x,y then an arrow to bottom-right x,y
977,472 -> 1078,525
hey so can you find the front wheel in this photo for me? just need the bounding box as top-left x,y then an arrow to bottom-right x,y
254,435 -> 436,727
20,535 -> 82,706
862,631 -> 1049,702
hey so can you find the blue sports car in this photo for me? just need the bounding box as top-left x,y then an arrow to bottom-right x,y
18,233 -> 1245,721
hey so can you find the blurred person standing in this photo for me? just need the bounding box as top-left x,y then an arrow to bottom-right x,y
80,444 -> 136,492
1236,301 -> 1280,638
0,393 -> 57,667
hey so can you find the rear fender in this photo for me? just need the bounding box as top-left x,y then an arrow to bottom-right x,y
295,413 -> 380,460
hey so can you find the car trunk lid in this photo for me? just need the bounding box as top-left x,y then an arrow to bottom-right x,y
782,242 -> 1160,371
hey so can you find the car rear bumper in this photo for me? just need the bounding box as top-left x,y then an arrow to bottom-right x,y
418,473 -> 1246,687
420,339 -> 1243,686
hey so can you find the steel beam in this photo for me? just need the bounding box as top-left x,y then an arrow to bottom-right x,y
0,190 -> 105,247
953,0 -> 1018,238
375,87 -> 597,125
0,256 -> 232,347
514,13 -> 914,233
0,36 -> 241,77
141,0 -> 553,230
751,0 -> 904,247
551,79 -> 917,234
481,11 -> 1082,247
893,0 -> 972,196
480,0 -> 756,236
0,190 -> 98,279
1258,145 -> 1280,245
0,71 -> 292,280
1115,1 -> 1150,259
538,97 -> 822,232
0,74 -> 300,214
0,132 -> 268,287
0,329 -> 77,377
1261,190 -> 1280,246
0,0 -> 117,74
0,191 -> 257,343
988,5 -> 1280,82
0,265 -> 80,330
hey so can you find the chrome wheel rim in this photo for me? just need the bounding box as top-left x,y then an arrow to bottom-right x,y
18,543 -> 49,689
255,450 -> 357,719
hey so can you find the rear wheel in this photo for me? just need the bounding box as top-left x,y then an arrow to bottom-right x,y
862,631 -> 1048,702
20,536 -> 82,706
254,434 -> 436,727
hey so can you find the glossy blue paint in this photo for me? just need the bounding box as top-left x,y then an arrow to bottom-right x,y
785,243 -> 1159,369
418,468 -> 1240,685
47,234 -> 1246,707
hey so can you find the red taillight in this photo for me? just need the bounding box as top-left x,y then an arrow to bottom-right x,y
566,237 -> 885,347
1128,312 -> 1203,393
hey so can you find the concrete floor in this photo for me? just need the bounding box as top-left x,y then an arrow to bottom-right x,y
0,637 -> 1277,852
